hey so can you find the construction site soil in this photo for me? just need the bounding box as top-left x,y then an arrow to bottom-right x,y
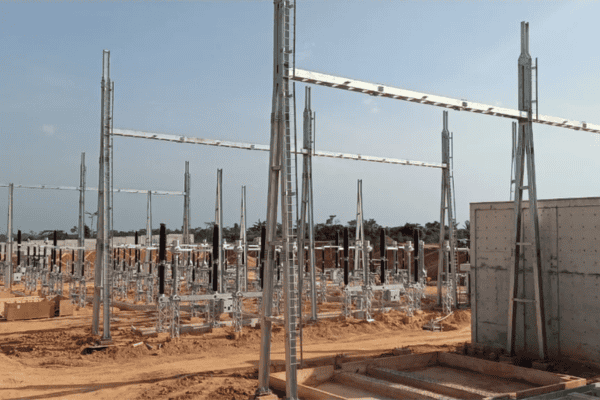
1,286 -> 472,400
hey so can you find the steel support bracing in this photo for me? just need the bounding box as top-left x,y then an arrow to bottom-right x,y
507,22 -> 547,361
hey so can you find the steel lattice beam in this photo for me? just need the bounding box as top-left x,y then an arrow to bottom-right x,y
0,184 -> 184,196
291,69 -> 600,134
112,128 -> 444,169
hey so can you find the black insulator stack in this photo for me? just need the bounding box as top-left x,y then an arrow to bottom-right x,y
17,230 -> 21,266
208,253 -> 212,283
27,245 -> 30,266
322,248 -> 325,272
72,250 -> 75,275
335,233 -> 339,269
192,251 -> 196,266
149,250 -> 153,274
158,264 -> 165,295
276,251 -> 280,283
413,229 -> 420,282
81,250 -> 85,276
159,224 -> 166,262
380,228 -> 386,284
343,227 -> 349,286
58,249 -> 62,273
53,231 -> 57,268
192,267 -> 196,282
260,226 -> 266,289
212,225 -> 219,292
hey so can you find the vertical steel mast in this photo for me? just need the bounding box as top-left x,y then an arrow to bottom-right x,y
146,191 -> 152,246
298,86 -> 318,322
93,51 -> 108,335
437,111 -> 457,307
78,152 -> 86,281
507,22 -> 547,360
240,186 -> 248,292
93,49 -> 113,342
183,161 -> 191,245
5,183 -> 13,290
214,169 -> 224,292
258,0 -> 299,398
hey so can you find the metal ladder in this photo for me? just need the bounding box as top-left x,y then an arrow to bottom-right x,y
281,0 -> 300,376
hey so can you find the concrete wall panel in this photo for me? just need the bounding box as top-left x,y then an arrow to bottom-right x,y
471,197 -> 600,363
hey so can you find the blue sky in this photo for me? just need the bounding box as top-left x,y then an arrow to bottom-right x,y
1,1 -> 599,235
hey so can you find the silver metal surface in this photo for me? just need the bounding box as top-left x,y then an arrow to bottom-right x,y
78,153 -> 86,282
214,169 -> 224,293
182,161 -> 190,245
0,183 -> 184,196
112,129 -> 444,169
291,68 -> 600,134
5,184 -> 13,289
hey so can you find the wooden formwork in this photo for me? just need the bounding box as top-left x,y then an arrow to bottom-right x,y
270,352 -> 586,400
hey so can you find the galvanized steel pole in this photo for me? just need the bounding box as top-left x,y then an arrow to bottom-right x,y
78,153 -> 86,279
5,183 -> 13,290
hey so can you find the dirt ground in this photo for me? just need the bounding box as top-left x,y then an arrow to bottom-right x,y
0,290 -> 471,400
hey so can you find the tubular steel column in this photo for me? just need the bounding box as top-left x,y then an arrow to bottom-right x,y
78,153 -> 86,281
92,52 -> 107,335
93,49 -> 113,342
298,86 -> 318,321
183,161 -> 190,245
5,183 -> 13,289
146,191 -> 153,246
240,186 -> 248,292
507,21 -> 547,361
258,0 -> 299,398
437,111 -> 457,307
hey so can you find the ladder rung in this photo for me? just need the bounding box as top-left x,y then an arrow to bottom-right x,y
513,298 -> 536,303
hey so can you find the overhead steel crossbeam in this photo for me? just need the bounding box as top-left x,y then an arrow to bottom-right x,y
291,69 -> 600,134
113,128 -> 444,169
0,184 -> 184,196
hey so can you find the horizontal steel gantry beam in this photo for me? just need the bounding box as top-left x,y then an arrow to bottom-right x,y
0,184 -> 184,196
291,69 -> 600,134
112,128 -> 444,169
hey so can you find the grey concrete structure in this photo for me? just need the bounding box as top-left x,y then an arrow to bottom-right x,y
470,197 -> 600,363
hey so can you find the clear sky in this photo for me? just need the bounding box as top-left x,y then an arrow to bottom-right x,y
1,1 -> 599,235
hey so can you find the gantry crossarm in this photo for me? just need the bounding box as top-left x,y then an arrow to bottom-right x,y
112,128 -> 445,169
291,69 -> 600,134
0,183 -> 184,196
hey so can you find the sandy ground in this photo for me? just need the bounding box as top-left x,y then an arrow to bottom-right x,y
0,294 -> 471,400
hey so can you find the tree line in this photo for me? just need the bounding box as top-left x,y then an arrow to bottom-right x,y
1,218 -> 470,247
